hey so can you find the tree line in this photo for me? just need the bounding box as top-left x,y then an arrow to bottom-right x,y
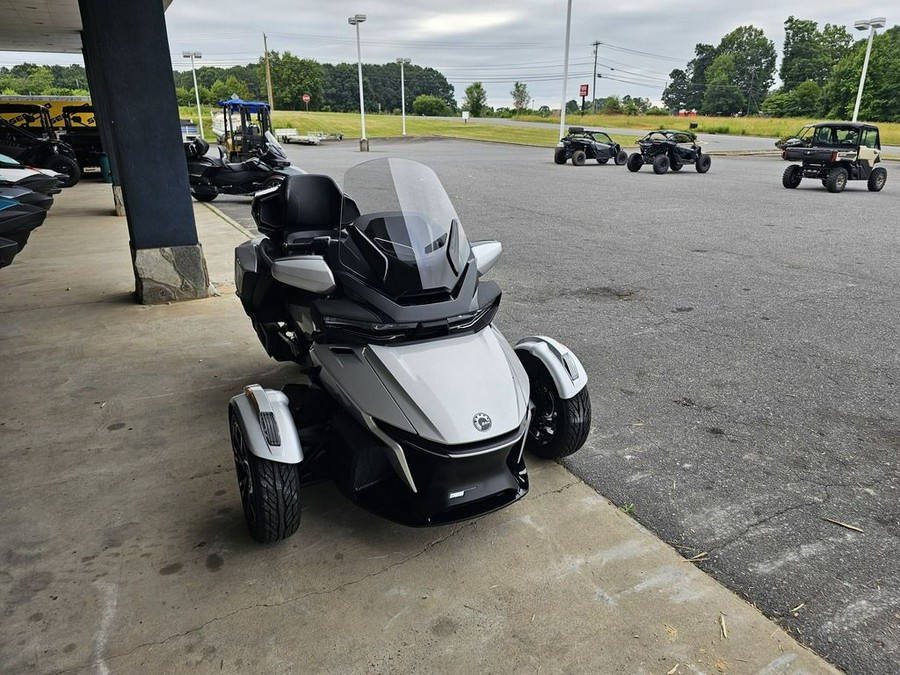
6,20 -> 899,123
170,52 -> 457,115
1,56 -> 457,116
662,18 -> 900,121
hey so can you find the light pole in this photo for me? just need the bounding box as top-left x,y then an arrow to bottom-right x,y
348,14 -> 368,151
182,51 -> 204,139
558,0 -> 573,140
396,57 -> 411,136
851,17 -> 886,122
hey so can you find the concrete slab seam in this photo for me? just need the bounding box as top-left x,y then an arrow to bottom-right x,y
199,202 -> 254,239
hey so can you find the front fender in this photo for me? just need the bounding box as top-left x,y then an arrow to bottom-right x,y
514,336 -> 587,400
229,385 -> 303,464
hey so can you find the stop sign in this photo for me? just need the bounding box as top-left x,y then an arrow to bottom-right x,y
302,94 -> 311,103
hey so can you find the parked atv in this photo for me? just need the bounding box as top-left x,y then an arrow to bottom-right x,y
228,158 -> 592,542
184,133 -> 302,202
778,122 -> 886,193
0,105 -> 81,186
554,127 -> 627,166
627,130 -> 710,174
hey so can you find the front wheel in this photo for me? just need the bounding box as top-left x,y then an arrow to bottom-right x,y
229,405 -> 301,543
626,153 -> 643,172
614,149 -> 628,165
695,154 -> 712,174
46,155 -> 81,188
520,355 -> 591,460
571,149 -> 587,166
783,165 -> 802,189
867,167 -> 887,192
825,167 -> 848,193
553,148 -> 567,165
191,188 -> 218,202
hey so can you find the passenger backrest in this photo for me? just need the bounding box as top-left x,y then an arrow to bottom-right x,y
252,173 -> 346,244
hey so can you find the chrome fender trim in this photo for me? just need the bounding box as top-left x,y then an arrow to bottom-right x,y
230,385 -> 303,464
514,336 -> 588,400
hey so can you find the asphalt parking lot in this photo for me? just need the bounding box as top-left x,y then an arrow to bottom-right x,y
214,138 -> 899,674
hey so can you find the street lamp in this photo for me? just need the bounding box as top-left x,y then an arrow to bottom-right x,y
851,17 -> 886,122
558,0 -> 573,139
348,14 -> 368,151
396,57 -> 411,136
182,51 -> 204,139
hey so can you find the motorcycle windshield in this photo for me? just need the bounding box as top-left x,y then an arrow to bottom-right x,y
340,158 -> 470,300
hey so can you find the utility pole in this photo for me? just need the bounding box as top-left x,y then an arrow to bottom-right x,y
745,65 -> 757,116
592,41 -> 600,114
263,33 -> 275,111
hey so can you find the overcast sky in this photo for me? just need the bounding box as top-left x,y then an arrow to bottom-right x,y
1,1 -> 894,107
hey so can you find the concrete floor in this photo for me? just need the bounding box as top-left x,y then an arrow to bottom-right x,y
1,181 -> 838,674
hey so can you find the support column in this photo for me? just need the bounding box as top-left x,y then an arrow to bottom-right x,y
80,25 -> 124,216
78,0 -> 212,304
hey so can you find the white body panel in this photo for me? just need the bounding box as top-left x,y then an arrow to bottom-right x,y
230,387 -> 304,464
0,167 -> 43,182
515,335 -> 588,399
471,240 -> 502,276
271,256 -> 336,294
313,326 -> 529,446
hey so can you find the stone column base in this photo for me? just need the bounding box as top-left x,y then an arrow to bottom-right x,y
131,244 -> 215,304
113,185 -> 126,216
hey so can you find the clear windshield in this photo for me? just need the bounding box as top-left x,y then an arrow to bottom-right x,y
339,158 -> 471,300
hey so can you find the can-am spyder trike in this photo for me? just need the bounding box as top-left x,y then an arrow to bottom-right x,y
229,158 -> 592,542
184,131 -> 302,202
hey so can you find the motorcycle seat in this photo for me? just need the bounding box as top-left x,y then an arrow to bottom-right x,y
224,162 -> 252,172
253,173 -> 350,244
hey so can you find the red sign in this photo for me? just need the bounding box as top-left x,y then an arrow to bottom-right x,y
302,93 -> 311,103
579,84 -> 589,97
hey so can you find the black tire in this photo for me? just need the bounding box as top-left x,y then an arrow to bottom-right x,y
867,167 -> 887,192
229,405 -> 301,543
571,150 -> 586,166
45,155 -> 81,188
670,161 -> 683,172
652,154 -> 670,174
596,157 -> 609,164
695,154 -> 712,174
626,153 -> 643,172
825,167 -> 848,193
553,148 -> 567,165
782,165 -> 802,189
614,149 -> 628,165
520,354 -> 592,460
191,188 -> 218,202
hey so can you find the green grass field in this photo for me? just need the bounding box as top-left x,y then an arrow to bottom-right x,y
180,107 -> 900,148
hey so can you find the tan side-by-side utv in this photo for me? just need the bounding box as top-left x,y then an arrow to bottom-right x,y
778,122 -> 887,193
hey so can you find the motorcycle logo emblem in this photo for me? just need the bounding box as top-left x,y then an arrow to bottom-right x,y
473,413 -> 492,432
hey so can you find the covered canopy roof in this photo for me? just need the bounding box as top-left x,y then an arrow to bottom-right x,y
0,0 -> 174,53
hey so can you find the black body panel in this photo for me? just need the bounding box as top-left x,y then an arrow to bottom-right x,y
320,408 -> 528,527
0,186 -> 53,211
0,236 -> 17,268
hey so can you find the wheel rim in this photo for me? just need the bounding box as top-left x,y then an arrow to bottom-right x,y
874,172 -> 885,189
230,413 -> 256,524
530,380 -> 558,446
